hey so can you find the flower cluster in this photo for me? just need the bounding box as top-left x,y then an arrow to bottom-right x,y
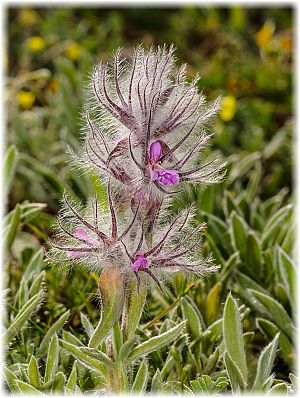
49,45 -> 225,291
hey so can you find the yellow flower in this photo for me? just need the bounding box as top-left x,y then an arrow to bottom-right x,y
255,21 -> 274,51
66,42 -> 81,61
17,91 -> 35,109
19,9 -> 38,27
220,96 -> 237,122
27,36 -> 45,52
48,79 -> 59,93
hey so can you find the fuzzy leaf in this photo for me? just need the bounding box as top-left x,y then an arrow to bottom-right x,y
16,380 -> 43,394
230,211 -> 248,260
4,145 -> 19,197
181,296 -> 202,339
66,361 -> 77,391
151,369 -> 163,392
277,247 -> 296,314
122,279 -> 147,341
44,334 -> 59,383
38,310 -> 70,355
256,318 -> 295,370
80,312 -> 94,338
5,290 -> 44,341
3,366 -> 20,393
4,204 -> 21,250
223,294 -> 248,384
131,359 -> 149,393
89,267 -> 124,348
245,230 -> 262,281
224,351 -> 246,392
128,320 -> 186,363
60,339 -> 114,376
261,205 -> 292,248
252,333 -> 279,391
119,336 -> 138,362
249,289 -> 294,340
205,282 -> 222,324
28,356 -> 41,389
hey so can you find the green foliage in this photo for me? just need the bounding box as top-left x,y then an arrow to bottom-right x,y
4,6 -> 294,395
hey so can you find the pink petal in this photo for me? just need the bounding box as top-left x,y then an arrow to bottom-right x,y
149,141 -> 163,164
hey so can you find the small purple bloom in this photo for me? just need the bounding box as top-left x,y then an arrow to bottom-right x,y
149,141 -> 163,164
132,253 -> 149,271
75,227 -> 92,243
151,166 -> 180,186
149,141 -> 180,186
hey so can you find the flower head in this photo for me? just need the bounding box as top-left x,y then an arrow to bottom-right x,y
78,45 -> 226,204
49,45 -> 224,294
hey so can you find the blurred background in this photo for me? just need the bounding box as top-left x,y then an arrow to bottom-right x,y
7,7 -> 293,210
5,6 -> 295,382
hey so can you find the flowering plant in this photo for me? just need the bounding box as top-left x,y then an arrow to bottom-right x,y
49,45 -> 225,293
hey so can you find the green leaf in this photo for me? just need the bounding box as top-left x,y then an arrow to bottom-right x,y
4,145 -> 19,197
205,282 -> 222,324
28,356 -> 41,389
256,318 -> 295,370
66,361 -> 77,391
60,339 -> 114,376
227,152 -> 261,185
151,369 -> 163,392
80,312 -> 94,338
51,372 -> 66,393
24,248 -> 44,279
261,205 -> 292,249
223,294 -> 248,384
224,351 -> 246,392
4,204 -> 21,250
203,346 -> 220,375
128,321 -> 187,363
44,334 -> 59,383
16,380 -> 43,394
122,279 -> 147,341
191,375 -> 229,393
245,230 -> 262,281
19,153 -> 64,193
249,289 -> 294,340
38,310 -> 70,355
252,333 -> 279,391
28,271 -> 46,298
89,267 -> 124,348
131,359 -> 148,393
3,365 -> 20,393
4,290 -> 44,341
277,247 -> 296,314
118,336 -> 138,362
181,296 -> 202,339
268,382 -> 289,394
230,211 -> 248,260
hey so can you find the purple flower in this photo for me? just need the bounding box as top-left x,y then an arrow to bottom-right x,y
78,45 -> 226,201
149,141 -> 180,186
49,45 -> 225,294
132,253 -> 149,271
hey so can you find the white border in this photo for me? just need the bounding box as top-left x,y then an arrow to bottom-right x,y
1,1 -> 298,398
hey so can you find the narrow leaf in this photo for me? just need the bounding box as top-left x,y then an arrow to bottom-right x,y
44,334 -> 59,383
252,333 -> 279,391
38,310 -> 70,355
28,356 -> 41,389
131,359 -> 148,393
5,290 -> 44,341
249,289 -> 294,340
89,267 -> 124,348
128,321 -> 187,363
223,294 -> 248,383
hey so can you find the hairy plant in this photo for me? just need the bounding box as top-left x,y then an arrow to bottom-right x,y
50,45 -> 225,293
